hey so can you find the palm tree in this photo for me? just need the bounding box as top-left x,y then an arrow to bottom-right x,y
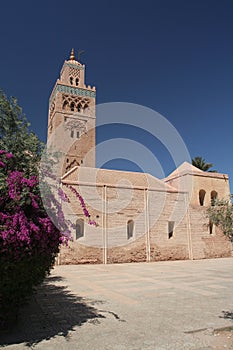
192,156 -> 217,172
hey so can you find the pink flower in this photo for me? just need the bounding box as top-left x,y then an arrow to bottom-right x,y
5,153 -> 13,159
64,183 -> 96,226
88,220 -> 97,226
58,188 -> 70,202
0,150 -> 92,264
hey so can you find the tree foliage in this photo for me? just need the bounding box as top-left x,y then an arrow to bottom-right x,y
207,198 -> 233,242
0,90 -> 43,175
192,156 -> 216,172
0,91 -> 71,328
0,152 -> 72,329
0,90 -> 97,329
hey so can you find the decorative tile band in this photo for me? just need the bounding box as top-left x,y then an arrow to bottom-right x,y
64,62 -> 84,70
57,84 -> 96,98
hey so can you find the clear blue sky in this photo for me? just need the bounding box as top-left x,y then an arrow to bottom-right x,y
0,1 -> 232,188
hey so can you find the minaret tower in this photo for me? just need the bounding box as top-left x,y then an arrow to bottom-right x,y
47,49 -> 96,175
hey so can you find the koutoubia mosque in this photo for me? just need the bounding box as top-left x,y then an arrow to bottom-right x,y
47,50 -> 232,264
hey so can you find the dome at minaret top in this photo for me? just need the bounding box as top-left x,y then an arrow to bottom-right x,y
69,48 -> 75,61
67,48 -> 83,67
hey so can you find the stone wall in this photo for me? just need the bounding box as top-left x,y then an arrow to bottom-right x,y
189,207 -> 232,259
57,182 -> 232,265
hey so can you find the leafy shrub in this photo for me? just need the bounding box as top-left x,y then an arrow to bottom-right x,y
207,198 -> 233,242
0,91 -> 96,329
0,150 -> 71,328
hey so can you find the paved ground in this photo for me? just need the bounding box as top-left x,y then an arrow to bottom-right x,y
1,258 -> 233,350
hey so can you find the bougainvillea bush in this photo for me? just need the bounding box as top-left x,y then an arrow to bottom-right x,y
0,91 -> 97,328
0,150 -> 71,328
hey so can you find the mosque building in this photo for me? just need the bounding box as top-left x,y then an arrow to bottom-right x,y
47,50 -> 232,264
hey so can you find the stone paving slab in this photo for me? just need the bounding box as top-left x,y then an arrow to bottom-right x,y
0,258 -> 233,349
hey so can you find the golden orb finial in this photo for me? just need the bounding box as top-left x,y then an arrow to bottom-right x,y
69,48 -> 75,61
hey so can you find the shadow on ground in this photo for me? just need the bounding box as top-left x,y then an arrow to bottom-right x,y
0,275 -> 105,347
221,310 -> 233,320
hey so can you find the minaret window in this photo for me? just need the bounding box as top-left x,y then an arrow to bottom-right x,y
77,103 -> 82,112
70,102 -> 75,111
70,77 -> 73,85
83,104 -> 89,113
76,78 -> 79,86
70,130 -> 80,138
62,101 -> 69,110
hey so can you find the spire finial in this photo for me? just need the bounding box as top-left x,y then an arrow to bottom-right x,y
70,48 -> 75,61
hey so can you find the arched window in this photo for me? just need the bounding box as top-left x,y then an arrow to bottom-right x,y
76,219 -> 84,239
211,191 -> 218,205
83,104 -> 89,113
70,102 -> 75,111
127,220 -> 134,240
70,77 -> 73,85
209,220 -> 214,234
168,221 -> 175,239
62,101 -> 69,110
75,78 -> 79,86
70,130 -> 74,138
199,190 -> 206,206
77,103 -> 82,112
